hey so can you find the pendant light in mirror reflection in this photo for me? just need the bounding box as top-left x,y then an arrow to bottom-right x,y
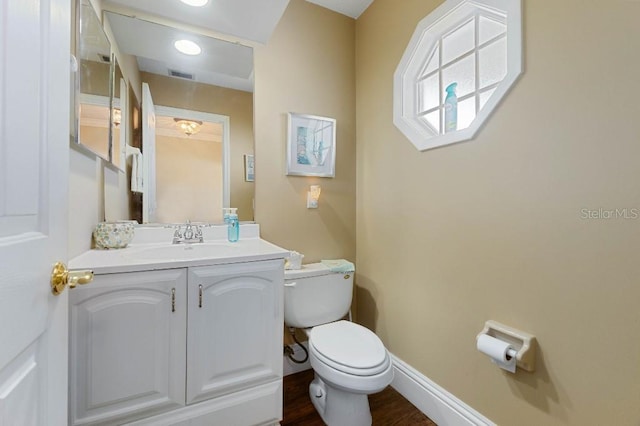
174,118 -> 203,136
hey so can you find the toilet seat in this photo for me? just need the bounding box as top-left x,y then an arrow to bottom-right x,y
309,321 -> 390,376
308,321 -> 394,394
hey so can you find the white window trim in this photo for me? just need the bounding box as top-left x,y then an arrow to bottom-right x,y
393,0 -> 523,151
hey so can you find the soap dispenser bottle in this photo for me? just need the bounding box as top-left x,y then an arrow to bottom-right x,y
444,82 -> 458,133
227,208 -> 239,242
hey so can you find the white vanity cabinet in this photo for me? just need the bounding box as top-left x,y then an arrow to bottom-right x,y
69,259 -> 284,426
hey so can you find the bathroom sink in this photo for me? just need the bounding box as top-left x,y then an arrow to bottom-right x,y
127,243 -> 242,260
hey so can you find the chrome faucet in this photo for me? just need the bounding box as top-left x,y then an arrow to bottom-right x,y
172,220 -> 204,244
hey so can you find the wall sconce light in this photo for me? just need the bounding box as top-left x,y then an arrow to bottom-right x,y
112,108 -> 121,127
307,185 -> 321,209
174,118 -> 203,136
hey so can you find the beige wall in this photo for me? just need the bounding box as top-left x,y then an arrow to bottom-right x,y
142,73 -> 255,221
102,12 -> 142,102
356,1 -> 640,424
79,60 -> 111,97
155,135 -> 223,223
69,0 -> 138,256
254,0 -> 356,262
69,148 -> 105,257
78,125 -> 109,159
69,148 -> 131,256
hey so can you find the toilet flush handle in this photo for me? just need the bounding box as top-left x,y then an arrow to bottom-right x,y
284,282 -> 297,287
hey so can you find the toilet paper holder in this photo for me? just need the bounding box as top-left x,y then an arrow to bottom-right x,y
476,320 -> 537,372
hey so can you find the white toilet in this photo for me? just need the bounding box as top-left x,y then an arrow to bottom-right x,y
284,263 -> 393,426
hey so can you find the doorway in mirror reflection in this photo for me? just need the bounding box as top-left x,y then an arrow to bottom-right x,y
155,112 -> 225,223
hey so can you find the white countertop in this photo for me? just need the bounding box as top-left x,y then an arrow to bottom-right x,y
69,224 -> 289,274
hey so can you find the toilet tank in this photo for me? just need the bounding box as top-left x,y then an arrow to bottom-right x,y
284,263 -> 354,329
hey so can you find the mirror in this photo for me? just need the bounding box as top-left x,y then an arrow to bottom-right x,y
74,0 -> 113,161
104,11 -> 255,223
111,57 -> 127,170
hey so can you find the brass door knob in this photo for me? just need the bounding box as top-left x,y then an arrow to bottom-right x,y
50,262 -> 94,296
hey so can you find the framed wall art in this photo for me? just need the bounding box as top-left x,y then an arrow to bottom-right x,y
286,112 -> 336,178
244,154 -> 254,182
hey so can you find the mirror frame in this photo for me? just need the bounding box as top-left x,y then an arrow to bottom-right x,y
109,54 -> 127,171
72,0 -> 114,162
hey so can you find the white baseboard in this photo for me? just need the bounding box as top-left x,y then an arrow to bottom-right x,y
390,354 -> 494,426
283,342 -> 312,376
282,347 -> 492,425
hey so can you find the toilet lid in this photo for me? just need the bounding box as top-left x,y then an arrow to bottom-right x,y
309,321 -> 389,375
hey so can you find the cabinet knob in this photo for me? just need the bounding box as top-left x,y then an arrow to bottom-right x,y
50,262 -> 94,296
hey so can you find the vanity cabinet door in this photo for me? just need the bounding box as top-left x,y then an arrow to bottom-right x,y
70,269 -> 187,425
186,260 -> 284,405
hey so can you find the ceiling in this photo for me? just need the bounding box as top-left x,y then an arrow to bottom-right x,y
99,0 -> 373,91
307,0 -> 373,19
79,0 -> 111,62
103,0 -> 291,44
105,11 -> 255,91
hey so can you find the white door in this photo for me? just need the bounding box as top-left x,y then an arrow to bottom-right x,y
0,0 -> 70,424
142,83 -> 157,223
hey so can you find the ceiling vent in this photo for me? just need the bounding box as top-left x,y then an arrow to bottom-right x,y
168,69 -> 195,80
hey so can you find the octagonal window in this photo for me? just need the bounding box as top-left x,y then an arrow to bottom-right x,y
394,0 -> 522,151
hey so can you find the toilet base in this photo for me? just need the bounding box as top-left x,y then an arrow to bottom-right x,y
309,373 -> 373,426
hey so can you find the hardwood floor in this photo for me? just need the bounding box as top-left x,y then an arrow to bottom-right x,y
282,369 -> 437,425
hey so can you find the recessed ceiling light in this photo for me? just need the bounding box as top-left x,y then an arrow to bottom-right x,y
179,0 -> 209,6
174,40 -> 202,56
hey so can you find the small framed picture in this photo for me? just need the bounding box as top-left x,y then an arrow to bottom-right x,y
286,112 -> 336,178
244,154 -> 255,182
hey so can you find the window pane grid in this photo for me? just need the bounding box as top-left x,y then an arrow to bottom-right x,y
474,14 -> 481,120
418,46 -> 440,79
478,32 -> 506,50
416,32 -> 504,83
417,84 -> 500,130
441,17 -> 475,64
395,0 -> 520,151
417,91 -> 476,117
415,11 -> 508,134
416,33 -> 504,86
437,37 -> 443,133
478,37 -> 507,89
479,13 -> 507,44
